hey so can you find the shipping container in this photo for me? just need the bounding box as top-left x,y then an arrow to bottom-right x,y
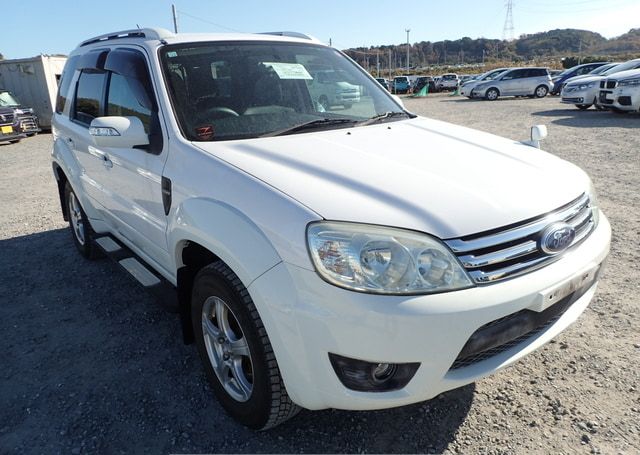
0,55 -> 67,129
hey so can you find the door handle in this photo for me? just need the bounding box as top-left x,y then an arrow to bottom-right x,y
66,137 -> 74,147
102,154 -> 113,168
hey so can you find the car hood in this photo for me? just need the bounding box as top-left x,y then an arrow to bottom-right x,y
195,117 -> 588,239
608,68 -> 640,81
565,75 -> 604,87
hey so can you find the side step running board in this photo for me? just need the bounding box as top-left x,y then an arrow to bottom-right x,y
94,235 -> 178,313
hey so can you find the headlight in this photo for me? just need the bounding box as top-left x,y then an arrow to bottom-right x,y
307,222 -> 474,294
618,78 -> 640,87
587,181 -> 600,228
578,82 -> 595,90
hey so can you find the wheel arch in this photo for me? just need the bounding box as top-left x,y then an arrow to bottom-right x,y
52,162 -> 70,221
170,197 -> 283,344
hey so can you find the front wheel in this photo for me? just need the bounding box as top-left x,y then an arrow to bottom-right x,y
485,88 -> 499,101
535,85 -> 549,98
192,261 -> 300,430
576,104 -> 591,110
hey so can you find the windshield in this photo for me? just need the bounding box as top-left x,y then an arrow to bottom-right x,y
0,91 -> 20,107
480,68 -> 507,81
161,41 -> 404,141
589,63 -> 616,75
603,59 -> 640,76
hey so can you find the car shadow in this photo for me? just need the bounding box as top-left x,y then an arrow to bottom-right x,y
0,228 -> 474,454
532,108 -> 640,128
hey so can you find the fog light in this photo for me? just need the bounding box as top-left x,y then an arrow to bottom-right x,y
329,353 -> 420,392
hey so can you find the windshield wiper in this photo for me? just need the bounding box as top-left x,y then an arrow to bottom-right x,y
262,118 -> 358,137
358,111 -> 412,126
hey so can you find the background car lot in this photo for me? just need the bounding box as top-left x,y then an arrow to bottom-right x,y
0,95 -> 638,454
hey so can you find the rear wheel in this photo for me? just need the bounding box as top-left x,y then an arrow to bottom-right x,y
192,261 -> 300,430
64,182 -> 101,259
485,88 -> 499,101
535,85 -> 549,98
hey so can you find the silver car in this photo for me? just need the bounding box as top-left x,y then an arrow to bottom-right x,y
471,67 -> 552,100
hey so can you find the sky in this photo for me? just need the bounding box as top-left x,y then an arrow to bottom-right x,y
1,0 -> 639,59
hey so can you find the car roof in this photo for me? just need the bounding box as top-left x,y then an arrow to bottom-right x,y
72,27 -> 326,55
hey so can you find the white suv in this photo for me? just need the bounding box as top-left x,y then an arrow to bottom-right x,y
52,28 -> 610,430
597,68 -> 640,113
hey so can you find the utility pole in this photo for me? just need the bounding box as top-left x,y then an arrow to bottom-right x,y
578,39 -> 582,64
329,38 -> 332,47
171,4 -> 179,33
389,49 -> 392,86
376,52 -> 380,77
405,29 -> 411,71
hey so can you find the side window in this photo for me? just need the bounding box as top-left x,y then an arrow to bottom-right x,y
502,70 -> 517,80
55,55 -> 80,114
73,70 -> 106,125
107,73 -> 152,133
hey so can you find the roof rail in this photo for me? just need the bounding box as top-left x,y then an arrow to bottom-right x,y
79,28 -> 174,47
260,31 -> 322,43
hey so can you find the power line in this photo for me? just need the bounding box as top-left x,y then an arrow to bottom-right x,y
176,10 -> 244,33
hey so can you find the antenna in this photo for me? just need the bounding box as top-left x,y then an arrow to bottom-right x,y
503,0 -> 515,41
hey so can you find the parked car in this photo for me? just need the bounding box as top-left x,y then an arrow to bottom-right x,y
52,28 -> 610,430
412,76 -> 436,93
0,89 -> 41,135
0,107 -> 26,144
597,68 -> 640,113
437,73 -> 459,91
460,68 -> 508,98
393,76 -> 411,94
471,67 -> 552,100
563,62 -> 620,87
551,62 -> 609,95
561,59 -> 640,110
307,69 -> 360,110
375,77 -> 389,91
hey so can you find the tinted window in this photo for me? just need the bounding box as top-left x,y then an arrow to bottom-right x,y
107,73 -> 152,133
73,70 -> 106,125
502,70 -> 524,80
55,56 -> 80,114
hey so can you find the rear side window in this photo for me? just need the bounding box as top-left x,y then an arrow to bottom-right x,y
55,56 -> 79,114
107,73 -> 152,133
73,70 -> 106,125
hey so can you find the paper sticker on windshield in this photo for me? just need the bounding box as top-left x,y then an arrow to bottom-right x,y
262,62 -> 312,80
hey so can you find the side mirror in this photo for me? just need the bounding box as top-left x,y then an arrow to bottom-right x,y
522,124 -> 548,149
89,116 -> 149,149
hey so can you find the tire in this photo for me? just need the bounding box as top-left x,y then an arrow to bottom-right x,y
192,261 -> 301,430
534,85 -> 549,98
485,88 -> 499,101
64,182 -> 101,259
576,104 -> 591,110
318,95 -> 330,111
9,139 -> 20,144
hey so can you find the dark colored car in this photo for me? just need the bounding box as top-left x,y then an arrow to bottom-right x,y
0,90 -> 41,136
0,107 -> 26,144
413,76 -> 436,94
551,62 -> 609,95
375,78 -> 389,91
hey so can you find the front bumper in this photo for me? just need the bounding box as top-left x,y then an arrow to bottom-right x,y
248,213 -> 611,411
600,87 -> 639,111
561,87 -> 598,106
0,128 -> 25,143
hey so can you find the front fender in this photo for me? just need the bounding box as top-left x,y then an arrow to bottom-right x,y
169,197 -> 282,287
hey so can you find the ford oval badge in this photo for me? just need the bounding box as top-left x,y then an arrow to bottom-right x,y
540,222 -> 576,255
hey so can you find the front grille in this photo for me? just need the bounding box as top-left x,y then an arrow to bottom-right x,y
562,97 -> 584,103
444,193 -> 594,284
449,292 -> 574,370
599,81 -> 606,89
0,112 -> 15,125
606,80 -> 617,89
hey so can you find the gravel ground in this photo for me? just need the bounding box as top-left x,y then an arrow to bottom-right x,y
1,95 -> 638,454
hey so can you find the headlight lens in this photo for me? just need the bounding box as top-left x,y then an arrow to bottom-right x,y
587,181 -> 600,228
578,82 -> 595,90
618,78 -> 640,87
307,222 -> 473,294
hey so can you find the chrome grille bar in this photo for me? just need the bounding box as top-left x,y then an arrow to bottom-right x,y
445,193 -> 595,284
